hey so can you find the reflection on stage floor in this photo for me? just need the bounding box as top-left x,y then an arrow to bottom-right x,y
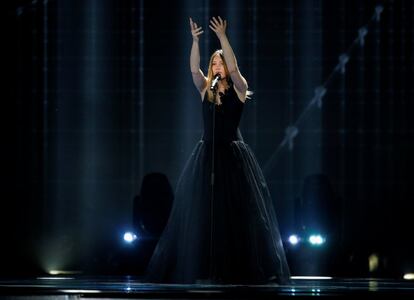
0,276 -> 414,298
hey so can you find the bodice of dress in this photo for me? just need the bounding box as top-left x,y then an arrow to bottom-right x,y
202,83 -> 244,143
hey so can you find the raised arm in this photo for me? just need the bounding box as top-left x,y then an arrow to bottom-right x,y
209,16 -> 248,97
189,18 -> 207,94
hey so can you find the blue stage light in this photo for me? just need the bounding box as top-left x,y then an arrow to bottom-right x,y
288,234 -> 300,245
123,232 -> 138,243
308,234 -> 325,246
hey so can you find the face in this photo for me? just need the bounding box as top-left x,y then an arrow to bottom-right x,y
211,55 -> 226,78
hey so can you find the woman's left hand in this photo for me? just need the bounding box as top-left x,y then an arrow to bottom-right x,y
209,16 -> 227,38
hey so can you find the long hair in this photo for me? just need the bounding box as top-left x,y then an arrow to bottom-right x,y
206,49 -> 253,102
206,50 -> 230,103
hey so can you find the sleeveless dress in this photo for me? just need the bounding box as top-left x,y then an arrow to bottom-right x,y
144,83 -> 290,284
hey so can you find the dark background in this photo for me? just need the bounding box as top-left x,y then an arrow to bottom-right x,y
4,0 -> 413,278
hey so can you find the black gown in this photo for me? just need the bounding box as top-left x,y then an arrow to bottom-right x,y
145,83 -> 290,284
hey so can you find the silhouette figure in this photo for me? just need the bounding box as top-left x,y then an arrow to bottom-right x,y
133,172 -> 174,238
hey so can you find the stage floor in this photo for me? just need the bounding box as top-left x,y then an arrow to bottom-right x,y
0,276 -> 414,298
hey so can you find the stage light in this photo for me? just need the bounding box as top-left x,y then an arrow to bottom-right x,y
46,270 -> 81,276
291,276 -> 332,280
60,290 -> 102,294
123,232 -> 138,243
368,253 -> 379,272
308,234 -> 325,246
38,276 -> 74,280
288,234 -> 300,245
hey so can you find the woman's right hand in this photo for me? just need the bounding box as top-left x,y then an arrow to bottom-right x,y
189,17 -> 203,42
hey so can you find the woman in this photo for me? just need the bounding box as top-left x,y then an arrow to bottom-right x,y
144,16 -> 290,284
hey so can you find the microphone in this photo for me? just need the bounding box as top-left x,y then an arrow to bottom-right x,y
210,74 -> 221,91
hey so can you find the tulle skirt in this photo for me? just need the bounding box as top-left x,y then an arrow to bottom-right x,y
144,139 -> 290,284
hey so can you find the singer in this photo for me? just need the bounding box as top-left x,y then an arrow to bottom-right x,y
145,16 -> 290,284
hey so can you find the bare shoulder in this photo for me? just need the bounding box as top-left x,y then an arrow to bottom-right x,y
192,70 -> 208,94
200,87 -> 208,101
233,84 -> 246,103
